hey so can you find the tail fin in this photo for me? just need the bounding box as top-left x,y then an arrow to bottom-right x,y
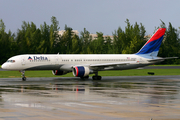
136,28 -> 166,56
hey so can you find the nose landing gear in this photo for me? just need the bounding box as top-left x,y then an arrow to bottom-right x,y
20,70 -> 26,81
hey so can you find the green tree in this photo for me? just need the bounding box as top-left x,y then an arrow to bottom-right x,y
61,25 -> 73,54
80,28 -> 92,54
40,22 -> 50,53
72,34 -> 80,54
113,19 -> 146,54
122,36 -> 138,54
88,32 -> 105,54
104,36 -> 113,54
51,16 -> 60,31
16,21 -> 28,54
113,27 -> 125,54
0,19 -> 15,63
50,16 -> 60,53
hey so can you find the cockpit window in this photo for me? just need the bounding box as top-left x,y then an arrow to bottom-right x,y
6,60 -> 15,63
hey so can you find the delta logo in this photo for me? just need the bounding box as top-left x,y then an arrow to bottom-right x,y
28,56 -> 33,60
28,56 -> 48,61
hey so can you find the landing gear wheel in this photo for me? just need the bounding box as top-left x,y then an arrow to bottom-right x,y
97,76 -> 102,80
22,77 -> 26,81
92,71 -> 102,80
92,76 -> 102,80
20,70 -> 26,81
92,76 -> 96,80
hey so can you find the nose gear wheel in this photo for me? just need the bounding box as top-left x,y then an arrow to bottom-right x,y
20,70 -> 26,81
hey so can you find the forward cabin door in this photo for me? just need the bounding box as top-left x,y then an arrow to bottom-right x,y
21,56 -> 26,66
55,56 -> 59,65
55,55 -> 62,66
52,55 -> 61,70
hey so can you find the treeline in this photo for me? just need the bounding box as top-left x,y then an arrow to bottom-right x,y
0,16 -> 180,65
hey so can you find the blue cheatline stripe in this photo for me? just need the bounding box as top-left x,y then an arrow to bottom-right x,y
136,35 -> 164,55
77,66 -> 85,77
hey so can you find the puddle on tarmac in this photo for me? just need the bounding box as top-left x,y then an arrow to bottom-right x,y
0,78 -> 179,101
0,77 -> 180,119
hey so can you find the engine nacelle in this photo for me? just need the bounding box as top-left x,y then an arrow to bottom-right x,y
72,66 -> 90,77
52,70 -> 68,75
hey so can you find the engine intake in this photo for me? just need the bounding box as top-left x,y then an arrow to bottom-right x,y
52,70 -> 68,75
72,66 -> 90,77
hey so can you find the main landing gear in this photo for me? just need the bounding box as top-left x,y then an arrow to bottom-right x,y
80,72 -> 102,80
92,72 -> 102,80
20,70 -> 26,81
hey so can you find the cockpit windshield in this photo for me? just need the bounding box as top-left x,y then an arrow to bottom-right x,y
6,60 -> 15,63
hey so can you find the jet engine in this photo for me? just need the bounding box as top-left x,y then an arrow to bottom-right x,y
52,70 -> 68,75
72,66 -> 90,77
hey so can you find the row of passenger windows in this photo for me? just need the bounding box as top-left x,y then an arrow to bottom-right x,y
62,59 -> 136,62
29,60 -> 49,62
27,59 -> 136,62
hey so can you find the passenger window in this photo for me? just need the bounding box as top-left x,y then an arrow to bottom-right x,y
7,60 -> 15,63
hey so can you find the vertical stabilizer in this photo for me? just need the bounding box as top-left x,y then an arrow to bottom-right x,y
136,28 -> 166,57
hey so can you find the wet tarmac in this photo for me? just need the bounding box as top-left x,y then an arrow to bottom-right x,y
0,76 -> 180,120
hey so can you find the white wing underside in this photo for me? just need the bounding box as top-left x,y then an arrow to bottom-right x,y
89,61 -> 137,67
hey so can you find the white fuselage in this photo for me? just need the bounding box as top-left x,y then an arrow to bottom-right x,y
1,54 -> 155,71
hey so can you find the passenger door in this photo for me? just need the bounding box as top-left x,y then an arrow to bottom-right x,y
21,57 -> 26,66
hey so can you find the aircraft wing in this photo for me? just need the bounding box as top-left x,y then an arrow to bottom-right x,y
70,61 -> 137,71
90,61 -> 137,67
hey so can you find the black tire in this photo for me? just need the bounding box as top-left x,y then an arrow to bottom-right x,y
22,77 -> 26,81
97,76 -> 102,80
92,76 -> 102,80
84,76 -> 89,79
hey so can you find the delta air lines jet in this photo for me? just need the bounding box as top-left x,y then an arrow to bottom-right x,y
1,28 -> 176,81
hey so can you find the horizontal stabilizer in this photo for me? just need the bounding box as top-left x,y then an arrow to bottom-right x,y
148,57 -> 178,62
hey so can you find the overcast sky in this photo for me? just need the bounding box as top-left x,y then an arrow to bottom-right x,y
0,0 -> 180,35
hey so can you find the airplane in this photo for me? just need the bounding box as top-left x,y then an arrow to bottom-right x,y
1,28 -> 177,81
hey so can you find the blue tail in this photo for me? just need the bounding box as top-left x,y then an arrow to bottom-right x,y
136,28 -> 166,57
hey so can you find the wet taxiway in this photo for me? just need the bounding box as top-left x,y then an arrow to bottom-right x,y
0,76 -> 180,120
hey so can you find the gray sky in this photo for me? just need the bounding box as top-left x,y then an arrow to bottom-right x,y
0,0 -> 180,35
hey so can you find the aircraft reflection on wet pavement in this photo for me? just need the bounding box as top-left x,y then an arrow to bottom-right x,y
0,76 -> 180,119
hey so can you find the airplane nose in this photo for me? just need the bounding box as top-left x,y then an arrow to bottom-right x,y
1,63 -> 6,69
